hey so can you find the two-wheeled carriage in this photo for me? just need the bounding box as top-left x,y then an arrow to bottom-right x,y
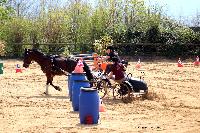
92,69 -> 148,103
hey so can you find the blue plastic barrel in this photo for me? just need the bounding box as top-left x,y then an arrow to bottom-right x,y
69,73 -> 87,101
72,80 -> 90,111
79,87 -> 99,124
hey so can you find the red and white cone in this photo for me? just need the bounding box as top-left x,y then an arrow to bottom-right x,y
194,56 -> 199,66
16,64 -> 22,73
177,58 -> 183,67
135,59 -> 141,69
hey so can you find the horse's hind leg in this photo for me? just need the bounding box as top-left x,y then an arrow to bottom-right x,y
45,84 -> 50,95
44,75 -> 51,95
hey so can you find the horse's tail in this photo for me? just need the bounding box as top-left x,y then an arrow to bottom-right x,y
83,61 -> 94,81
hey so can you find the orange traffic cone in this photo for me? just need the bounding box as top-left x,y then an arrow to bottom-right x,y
99,99 -> 106,112
73,58 -> 84,73
177,58 -> 183,67
193,56 -> 199,66
135,59 -> 141,69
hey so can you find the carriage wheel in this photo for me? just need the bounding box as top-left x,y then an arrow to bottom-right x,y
112,83 -> 121,99
121,84 -> 133,103
96,80 -> 110,99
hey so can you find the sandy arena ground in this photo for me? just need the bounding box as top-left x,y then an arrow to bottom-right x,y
0,59 -> 200,133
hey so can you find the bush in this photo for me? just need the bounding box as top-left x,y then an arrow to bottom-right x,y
146,25 -> 160,43
0,41 -> 5,56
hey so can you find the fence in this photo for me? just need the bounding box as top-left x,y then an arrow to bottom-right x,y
115,43 -> 200,57
9,43 -> 92,57
10,43 -> 200,58
21,43 -> 76,54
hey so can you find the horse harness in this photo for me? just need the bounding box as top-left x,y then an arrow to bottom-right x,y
49,55 -> 79,75
50,55 -> 68,75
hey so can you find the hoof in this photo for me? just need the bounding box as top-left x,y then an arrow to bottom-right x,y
55,86 -> 62,91
43,92 -> 49,95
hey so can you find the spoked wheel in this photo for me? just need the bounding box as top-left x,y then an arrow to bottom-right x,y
112,83 -> 121,99
121,87 -> 133,103
96,80 -> 110,99
118,83 -> 133,103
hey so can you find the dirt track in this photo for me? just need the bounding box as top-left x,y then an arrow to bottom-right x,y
0,59 -> 200,133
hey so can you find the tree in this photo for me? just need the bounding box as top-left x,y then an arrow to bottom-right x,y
0,0 -> 13,21
191,11 -> 200,27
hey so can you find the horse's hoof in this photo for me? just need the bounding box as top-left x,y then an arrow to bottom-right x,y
43,92 -> 49,95
55,86 -> 62,91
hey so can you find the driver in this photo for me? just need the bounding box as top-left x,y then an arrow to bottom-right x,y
104,45 -> 128,67
104,46 -> 121,62
106,57 -> 126,84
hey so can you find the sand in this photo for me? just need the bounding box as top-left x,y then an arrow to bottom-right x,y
0,59 -> 200,133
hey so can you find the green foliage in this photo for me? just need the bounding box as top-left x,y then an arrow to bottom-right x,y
0,0 -> 13,21
0,0 -> 199,57
146,25 -> 160,43
192,32 -> 200,44
2,18 -> 28,56
93,35 -> 113,55
0,40 -> 5,56
0,0 -> 14,54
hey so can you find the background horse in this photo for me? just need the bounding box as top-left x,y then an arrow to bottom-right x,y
23,49 -> 93,95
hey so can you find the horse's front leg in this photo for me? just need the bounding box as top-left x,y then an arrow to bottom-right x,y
45,74 -> 62,95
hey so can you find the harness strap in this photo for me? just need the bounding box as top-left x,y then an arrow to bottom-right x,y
50,55 -> 68,75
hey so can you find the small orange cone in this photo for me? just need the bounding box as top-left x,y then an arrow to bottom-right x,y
193,56 -> 199,66
135,59 -> 141,69
177,58 -> 183,67
99,99 -> 106,112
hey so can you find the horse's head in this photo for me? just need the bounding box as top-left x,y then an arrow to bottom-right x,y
23,49 -> 33,68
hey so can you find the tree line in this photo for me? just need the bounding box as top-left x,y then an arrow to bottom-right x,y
0,0 -> 199,57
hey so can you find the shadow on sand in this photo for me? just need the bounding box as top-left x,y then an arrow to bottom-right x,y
27,94 -> 69,100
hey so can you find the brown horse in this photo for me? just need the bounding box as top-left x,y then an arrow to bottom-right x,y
23,49 -> 93,95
